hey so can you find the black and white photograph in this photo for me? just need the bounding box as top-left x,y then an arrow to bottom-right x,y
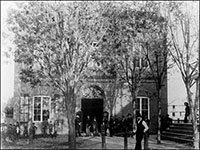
1,1 -> 199,149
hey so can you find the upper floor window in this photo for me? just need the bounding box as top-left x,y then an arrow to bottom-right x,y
33,96 -> 51,122
135,57 -> 148,68
133,43 -> 148,68
136,97 -> 150,119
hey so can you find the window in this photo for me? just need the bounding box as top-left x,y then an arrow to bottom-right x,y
136,97 -> 150,119
135,56 -> 148,68
133,43 -> 148,68
34,97 -> 41,121
172,112 -> 175,117
20,94 -> 31,122
33,96 -> 51,122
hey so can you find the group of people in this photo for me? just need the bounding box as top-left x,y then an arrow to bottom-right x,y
75,113 -> 149,150
85,116 -> 99,136
41,119 -> 58,138
75,115 -> 100,137
2,119 -> 58,144
2,120 -> 37,144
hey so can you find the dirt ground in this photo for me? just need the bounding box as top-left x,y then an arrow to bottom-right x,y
1,134 -> 193,149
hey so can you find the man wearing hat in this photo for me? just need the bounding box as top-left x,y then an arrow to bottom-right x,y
134,113 -> 149,150
75,115 -> 81,137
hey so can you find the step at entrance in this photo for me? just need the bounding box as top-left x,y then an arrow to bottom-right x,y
161,123 -> 199,146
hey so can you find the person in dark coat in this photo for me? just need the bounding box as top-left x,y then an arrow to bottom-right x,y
75,115 -> 81,137
32,123 -> 37,138
121,115 -> 127,133
134,113 -> 149,150
184,102 -> 190,123
15,122 -> 20,138
102,115 -> 109,136
126,113 -> 133,133
28,119 -> 34,144
109,115 -> 114,137
86,115 -> 91,136
49,121 -> 53,138
91,117 -> 99,136
23,123 -> 28,137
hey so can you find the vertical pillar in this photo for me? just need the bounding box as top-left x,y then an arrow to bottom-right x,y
144,132 -> 149,150
101,122 -> 106,149
124,132 -> 128,150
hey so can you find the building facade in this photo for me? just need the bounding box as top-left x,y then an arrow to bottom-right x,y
9,57 -> 168,135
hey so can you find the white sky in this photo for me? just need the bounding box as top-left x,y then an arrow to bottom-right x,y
1,1 -> 198,109
1,1 -> 16,108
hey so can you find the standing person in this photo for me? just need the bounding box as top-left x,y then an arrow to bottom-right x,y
24,123 -> 28,137
32,123 -> 37,138
27,119 -> 34,144
92,117 -> 99,136
143,115 -> 150,150
42,119 -> 48,137
109,115 -> 114,137
134,113 -> 149,150
184,102 -> 190,123
126,114 -> 133,136
86,115 -> 91,136
53,121 -> 58,138
102,116 -> 109,136
112,116 -> 117,135
49,121 -> 53,138
121,115 -> 127,133
15,122 -> 20,138
75,115 -> 81,137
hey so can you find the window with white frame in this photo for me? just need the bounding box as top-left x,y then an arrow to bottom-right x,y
132,42 -> 148,68
136,97 -> 150,119
33,96 -> 51,122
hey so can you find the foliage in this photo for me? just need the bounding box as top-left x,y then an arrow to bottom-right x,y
8,1 -> 109,90
166,1 -> 199,148
7,1 -> 111,148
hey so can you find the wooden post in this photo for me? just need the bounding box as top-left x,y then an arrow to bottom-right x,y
124,132 -> 128,150
144,132 -> 149,150
101,123 -> 106,149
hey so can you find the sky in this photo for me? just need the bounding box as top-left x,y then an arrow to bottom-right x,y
1,1 -> 198,109
1,1 -> 16,108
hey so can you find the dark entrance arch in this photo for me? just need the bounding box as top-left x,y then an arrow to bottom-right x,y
81,98 -> 103,132
81,85 -> 104,132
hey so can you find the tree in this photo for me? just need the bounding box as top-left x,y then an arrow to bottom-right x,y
131,1 -> 173,144
166,1 -> 199,148
7,1 -> 110,148
98,2 -> 149,131
106,76 -> 121,116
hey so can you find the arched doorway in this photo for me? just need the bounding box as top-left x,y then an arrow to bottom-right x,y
81,85 -> 104,132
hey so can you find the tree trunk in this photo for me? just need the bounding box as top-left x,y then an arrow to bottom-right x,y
132,92 -> 137,131
65,87 -> 76,149
157,87 -> 162,144
68,111 -> 76,149
186,82 -> 199,149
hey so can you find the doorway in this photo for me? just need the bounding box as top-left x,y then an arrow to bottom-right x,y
81,98 -> 103,132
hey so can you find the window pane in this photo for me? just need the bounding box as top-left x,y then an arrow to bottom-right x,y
43,97 -> 50,121
43,97 -> 49,110
142,98 -> 148,110
142,110 -> 148,118
136,110 -> 140,116
34,97 -> 41,121
136,98 -> 140,109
